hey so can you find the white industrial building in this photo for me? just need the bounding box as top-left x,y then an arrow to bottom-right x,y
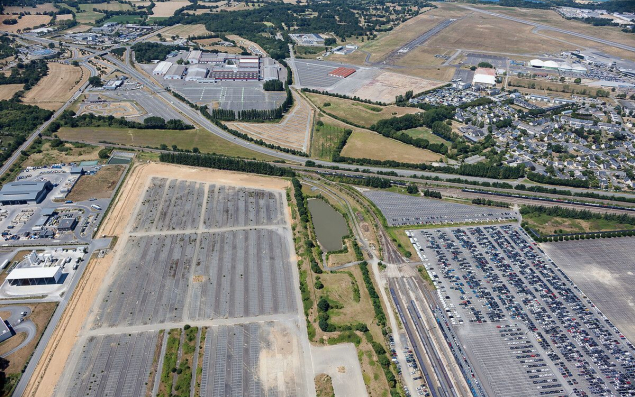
164,65 -> 187,80
187,50 -> 202,64
7,266 -> 62,286
152,61 -> 172,76
185,65 -> 209,81
472,67 -> 496,87
530,59 -> 587,73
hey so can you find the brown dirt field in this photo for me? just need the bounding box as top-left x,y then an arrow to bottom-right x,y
226,91 -> 312,151
352,71 -> 444,103
66,165 -> 125,202
22,63 -> 88,111
391,66 -> 456,82
0,15 -> 51,33
315,373 -> 335,397
0,311 -> 10,319
0,302 -> 57,374
424,12 -> 573,55
341,130 -> 442,164
22,162 -> 290,397
0,84 -> 22,100
55,14 -> 73,21
150,1 -> 190,18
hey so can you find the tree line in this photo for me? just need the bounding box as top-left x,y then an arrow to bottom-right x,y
263,80 -> 284,91
520,204 -> 635,225
131,42 -> 189,63
0,60 -> 49,90
160,152 -> 295,177
527,171 -> 590,189
49,111 -> 193,132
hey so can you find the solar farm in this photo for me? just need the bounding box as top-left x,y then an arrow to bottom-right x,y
54,175 -> 312,396
363,190 -> 517,226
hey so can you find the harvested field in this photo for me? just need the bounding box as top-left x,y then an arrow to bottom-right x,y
3,3 -> 57,13
22,63 -> 88,111
226,91 -> 312,152
158,23 -> 209,38
352,71 -> 443,103
66,165 -> 125,202
151,1 -> 189,18
57,126 -> 277,161
55,14 -> 73,21
341,130 -> 443,164
88,1 -> 133,11
0,84 -> 22,100
0,15 -> 51,33
227,34 -> 266,56
305,91 -> 418,128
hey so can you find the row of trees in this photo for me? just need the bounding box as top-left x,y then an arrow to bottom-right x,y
526,171 -> 590,188
263,79 -> 284,91
51,111 -> 193,132
520,205 -> 635,225
159,152 -> 295,177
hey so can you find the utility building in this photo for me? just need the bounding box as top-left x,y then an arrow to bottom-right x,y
0,181 -> 53,205
6,266 -> 62,286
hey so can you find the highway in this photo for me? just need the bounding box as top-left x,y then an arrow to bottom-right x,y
461,5 -> 635,53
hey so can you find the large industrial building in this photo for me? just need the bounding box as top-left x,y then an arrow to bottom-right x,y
529,59 -> 587,73
152,61 -> 172,76
6,266 -> 63,286
170,51 -> 271,82
472,67 -> 496,87
0,181 -> 53,205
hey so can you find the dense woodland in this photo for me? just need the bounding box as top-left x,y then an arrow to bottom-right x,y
0,36 -> 14,60
0,100 -> 52,134
131,42 -> 188,63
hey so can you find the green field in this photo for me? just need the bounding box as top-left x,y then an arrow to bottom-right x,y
403,127 -> 450,145
105,14 -> 143,23
311,122 -> 348,161
523,212 -> 635,236
304,92 -> 419,128
57,127 -> 277,161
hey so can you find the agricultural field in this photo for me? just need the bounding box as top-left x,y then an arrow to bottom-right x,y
0,84 -> 22,100
66,164 -> 125,201
0,15 -> 51,33
150,1 -> 190,18
157,23 -> 210,39
305,91 -> 419,128
56,126 -> 277,161
84,1 -> 133,12
226,91 -> 313,152
310,121 -> 348,161
22,63 -> 89,111
2,3 -> 57,14
340,130 -> 443,164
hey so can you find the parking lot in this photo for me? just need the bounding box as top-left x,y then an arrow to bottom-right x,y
409,225 -> 635,396
543,238 -> 635,344
200,321 -> 307,397
364,190 -> 517,226
292,59 -> 350,88
166,80 -> 286,111
60,331 -> 159,397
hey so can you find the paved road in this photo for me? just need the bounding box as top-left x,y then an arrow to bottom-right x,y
461,5 -> 635,53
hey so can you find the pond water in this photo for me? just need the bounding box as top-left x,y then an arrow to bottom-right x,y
307,198 -> 349,252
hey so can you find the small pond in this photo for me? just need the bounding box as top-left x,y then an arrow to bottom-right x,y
307,198 -> 348,252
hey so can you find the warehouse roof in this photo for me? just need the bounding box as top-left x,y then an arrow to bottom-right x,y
0,181 -> 52,202
7,266 -> 61,281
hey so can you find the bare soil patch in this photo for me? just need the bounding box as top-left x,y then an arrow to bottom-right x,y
352,71 -> 443,103
3,3 -> 57,14
66,165 -> 125,202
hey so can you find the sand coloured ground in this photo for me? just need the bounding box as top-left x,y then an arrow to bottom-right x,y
22,63 -> 88,111
22,162 -> 290,397
0,83 -> 23,100
352,71 -> 443,103
0,15 -> 51,33
150,1 -> 190,18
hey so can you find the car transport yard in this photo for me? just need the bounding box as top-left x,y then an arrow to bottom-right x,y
403,224 -> 635,397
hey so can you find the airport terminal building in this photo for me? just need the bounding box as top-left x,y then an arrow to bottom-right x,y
0,181 -> 53,205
